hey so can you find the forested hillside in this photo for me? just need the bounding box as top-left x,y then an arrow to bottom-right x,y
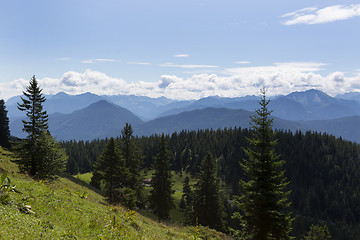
0,146 -> 228,239
63,128 -> 360,239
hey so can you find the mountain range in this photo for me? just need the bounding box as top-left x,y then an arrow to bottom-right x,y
6,89 -> 360,142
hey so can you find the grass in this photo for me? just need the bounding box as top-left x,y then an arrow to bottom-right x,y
142,170 -> 198,223
0,147 -> 230,239
74,172 -> 93,184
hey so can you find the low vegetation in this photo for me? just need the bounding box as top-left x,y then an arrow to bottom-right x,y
0,146 -> 229,239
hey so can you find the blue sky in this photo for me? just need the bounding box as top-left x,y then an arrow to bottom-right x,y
1,0 -> 360,100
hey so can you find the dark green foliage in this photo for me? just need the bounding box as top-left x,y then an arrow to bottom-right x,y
34,132 -> 67,179
304,225 -> 331,240
149,134 -> 174,221
120,123 -> 144,207
63,125 -> 360,238
17,131 -> 68,180
0,99 -> 10,148
181,176 -> 193,209
62,139 -> 108,174
16,76 -> 67,179
91,137 -> 131,204
236,91 -> 293,239
181,176 -> 195,225
193,153 -> 225,231
17,75 -> 48,140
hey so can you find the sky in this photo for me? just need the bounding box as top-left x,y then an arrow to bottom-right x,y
0,0 -> 359,100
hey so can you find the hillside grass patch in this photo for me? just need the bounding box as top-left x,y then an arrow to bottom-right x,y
1,151 -> 229,239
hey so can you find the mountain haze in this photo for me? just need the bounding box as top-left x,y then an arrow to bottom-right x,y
6,89 -> 360,142
135,107 -> 307,137
49,100 -> 144,140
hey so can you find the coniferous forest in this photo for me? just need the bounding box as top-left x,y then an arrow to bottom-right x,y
62,123 -> 360,239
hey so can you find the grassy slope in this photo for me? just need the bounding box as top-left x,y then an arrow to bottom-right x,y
0,147 -> 229,239
76,170 -> 197,223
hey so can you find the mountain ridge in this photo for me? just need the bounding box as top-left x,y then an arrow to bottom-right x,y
7,89 -> 360,142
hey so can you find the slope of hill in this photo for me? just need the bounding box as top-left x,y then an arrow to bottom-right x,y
5,92 -> 105,119
103,94 -> 191,121
46,92 -> 105,115
0,147 -> 228,239
284,89 -> 360,120
49,100 -> 144,140
158,95 -> 258,118
336,92 -> 360,102
10,100 -> 144,140
135,107 -> 307,136
157,89 -> 360,121
302,116 -> 360,143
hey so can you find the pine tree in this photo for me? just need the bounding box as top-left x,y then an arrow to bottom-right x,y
181,176 -> 193,209
18,75 -> 48,140
235,89 -> 293,239
120,123 -> 143,207
32,131 -> 68,179
180,176 -> 195,225
91,137 -> 131,204
0,99 -> 10,148
17,76 -> 66,179
193,152 -> 225,231
149,134 -> 174,221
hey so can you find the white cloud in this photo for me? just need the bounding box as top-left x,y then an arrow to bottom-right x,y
128,62 -> 151,65
159,63 -> 218,69
224,62 -> 326,76
94,58 -> 116,62
282,4 -> 360,25
56,57 -> 71,61
81,60 -> 94,64
81,58 -> 117,63
173,54 -> 190,58
2,66 -> 360,101
235,61 -> 250,64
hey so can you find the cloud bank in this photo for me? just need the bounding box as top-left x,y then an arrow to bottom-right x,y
282,4 -> 360,25
1,64 -> 360,101
173,54 -> 190,58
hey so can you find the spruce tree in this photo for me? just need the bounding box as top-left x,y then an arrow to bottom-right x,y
235,89 -> 293,239
180,176 -> 195,225
120,123 -> 143,207
149,134 -> 174,221
193,152 -> 224,231
33,131 -> 68,179
181,176 -> 193,209
0,99 -> 10,148
18,75 -> 48,139
92,137 -> 131,204
17,76 -> 66,179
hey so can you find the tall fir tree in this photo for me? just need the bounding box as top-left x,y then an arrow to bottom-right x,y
193,152 -> 225,231
17,76 -> 66,179
180,176 -> 195,225
149,134 -> 174,221
120,123 -> 143,207
0,99 -> 10,148
235,89 -> 293,239
91,137 -> 131,204
33,131 -> 68,179
18,75 -> 48,140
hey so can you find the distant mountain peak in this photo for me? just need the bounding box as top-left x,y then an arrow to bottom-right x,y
285,89 -> 334,106
54,91 -> 68,96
